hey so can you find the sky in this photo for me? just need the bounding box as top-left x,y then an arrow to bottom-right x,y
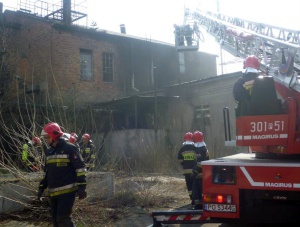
1,0 -> 300,74
2,0 -> 299,44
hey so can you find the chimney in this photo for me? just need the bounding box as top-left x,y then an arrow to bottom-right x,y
63,0 -> 72,25
120,24 -> 126,34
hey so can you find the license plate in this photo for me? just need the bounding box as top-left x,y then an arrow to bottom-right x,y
204,203 -> 236,212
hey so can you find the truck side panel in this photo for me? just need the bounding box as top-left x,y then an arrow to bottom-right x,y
202,153 -> 300,223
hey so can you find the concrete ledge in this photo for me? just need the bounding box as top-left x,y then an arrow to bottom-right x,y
0,171 -> 115,214
0,172 -> 38,214
86,171 -> 115,202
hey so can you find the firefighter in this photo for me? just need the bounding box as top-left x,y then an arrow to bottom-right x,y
69,136 -> 77,145
233,55 -> 260,116
70,132 -> 79,142
183,24 -> 193,45
38,122 -> 87,227
233,55 -> 259,116
70,132 -> 78,139
192,131 -> 209,209
79,133 -> 96,171
69,133 -> 80,149
174,24 -> 184,46
177,132 -> 196,202
22,137 -> 42,172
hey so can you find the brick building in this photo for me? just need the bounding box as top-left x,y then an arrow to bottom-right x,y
0,3 -> 217,109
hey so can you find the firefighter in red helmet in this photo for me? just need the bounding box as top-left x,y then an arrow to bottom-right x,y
177,132 -> 196,203
69,133 -> 80,149
233,55 -> 260,116
69,136 -> 76,144
38,122 -> 87,227
192,131 -> 209,209
70,132 -> 78,139
79,133 -> 96,171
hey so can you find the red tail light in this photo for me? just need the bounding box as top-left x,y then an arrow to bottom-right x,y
204,194 -> 232,204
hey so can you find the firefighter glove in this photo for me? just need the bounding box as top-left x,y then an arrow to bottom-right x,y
77,187 -> 87,200
37,189 -> 44,201
192,169 -> 199,176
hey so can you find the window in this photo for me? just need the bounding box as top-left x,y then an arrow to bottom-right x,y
195,104 -> 211,128
178,52 -> 185,74
102,52 -> 114,82
212,166 -> 236,185
80,50 -> 93,80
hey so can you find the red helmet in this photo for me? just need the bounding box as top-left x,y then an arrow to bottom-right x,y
70,132 -> 78,139
193,131 -> 204,142
41,122 -> 63,141
32,137 -> 41,145
243,55 -> 259,73
69,136 -> 76,144
184,132 -> 193,141
82,133 -> 90,141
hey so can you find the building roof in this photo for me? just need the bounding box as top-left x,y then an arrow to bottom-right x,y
91,71 -> 241,109
2,9 -> 217,57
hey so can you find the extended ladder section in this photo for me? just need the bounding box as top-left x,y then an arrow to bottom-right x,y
183,9 -> 300,73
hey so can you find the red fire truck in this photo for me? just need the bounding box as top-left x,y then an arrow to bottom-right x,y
151,7 -> 300,226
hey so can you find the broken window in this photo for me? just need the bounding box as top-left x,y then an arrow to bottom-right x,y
80,49 -> 93,81
102,52 -> 114,82
195,104 -> 211,128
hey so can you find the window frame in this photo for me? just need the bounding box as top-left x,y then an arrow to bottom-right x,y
102,52 -> 114,82
194,104 -> 211,128
80,49 -> 93,81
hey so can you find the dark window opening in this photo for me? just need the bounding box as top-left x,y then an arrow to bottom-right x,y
102,52 -> 114,82
195,104 -> 211,128
80,50 -> 93,80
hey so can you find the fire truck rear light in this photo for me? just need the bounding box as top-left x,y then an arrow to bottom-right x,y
227,195 -> 232,203
204,194 -> 232,204
217,195 -> 223,203
204,194 -> 211,202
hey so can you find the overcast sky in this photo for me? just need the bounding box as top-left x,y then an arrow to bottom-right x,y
0,0 -> 186,44
1,0 -> 299,74
1,0 -> 299,45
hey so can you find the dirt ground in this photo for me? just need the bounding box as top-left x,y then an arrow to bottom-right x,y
0,174 -> 193,227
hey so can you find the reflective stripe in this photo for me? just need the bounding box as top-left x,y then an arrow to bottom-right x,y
49,183 -> 76,193
46,154 -> 70,164
47,159 -> 70,164
244,80 -> 255,94
77,172 -> 86,177
47,154 -> 69,160
184,169 -> 193,174
196,173 -> 203,178
86,163 -> 95,167
76,168 -> 87,173
49,187 -> 77,197
244,80 -> 254,87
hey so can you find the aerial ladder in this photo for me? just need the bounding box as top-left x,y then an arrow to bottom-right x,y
151,8 -> 300,227
176,8 -> 300,72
